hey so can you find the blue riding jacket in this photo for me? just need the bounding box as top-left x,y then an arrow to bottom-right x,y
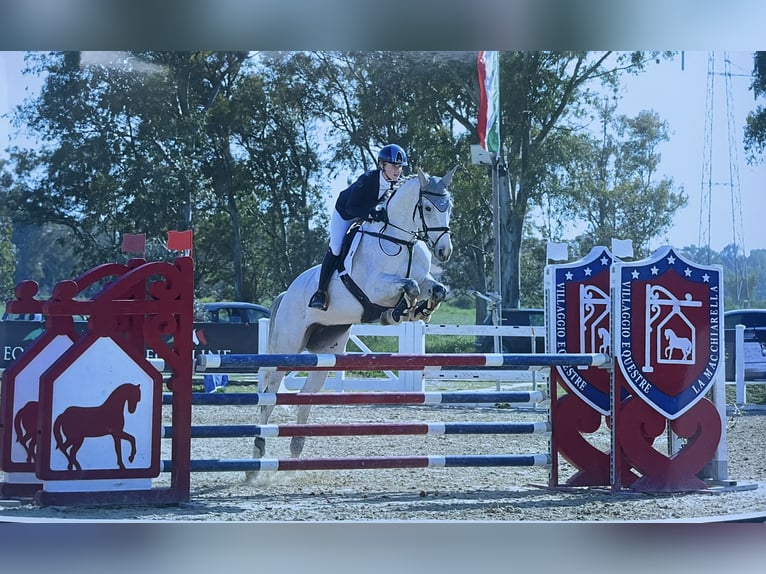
335,169 -> 392,221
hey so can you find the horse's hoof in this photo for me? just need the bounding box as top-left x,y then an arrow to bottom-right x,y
381,309 -> 402,325
431,284 -> 447,302
403,279 -> 420,299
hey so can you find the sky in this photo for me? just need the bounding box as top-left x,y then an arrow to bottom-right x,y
615,51 -> 765,256
2,50 -> 765,255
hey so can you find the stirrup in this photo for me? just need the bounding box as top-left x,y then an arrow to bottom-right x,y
308,290 -> 328,311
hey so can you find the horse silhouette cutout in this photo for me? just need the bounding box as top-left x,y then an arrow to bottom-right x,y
13,400 -> 39,463
53,382 -> 141,471
597,327 -> 611,355
663,328 -> 693,361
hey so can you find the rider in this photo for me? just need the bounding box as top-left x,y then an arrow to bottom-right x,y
308,143 -> 408,311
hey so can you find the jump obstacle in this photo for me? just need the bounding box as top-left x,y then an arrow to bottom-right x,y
0,246 -> 730,506
156,386 -> 552,474
150,353 -> 597,481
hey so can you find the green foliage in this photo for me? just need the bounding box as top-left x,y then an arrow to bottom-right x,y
4,51 -> 326,303
679,245 -> 766,309
342,298 -> 480,355
744,51 -> 766,162
0,50 -> 731,309
0,217 -> 15,301
537,101 -> 686,261
726,384 -> 766,406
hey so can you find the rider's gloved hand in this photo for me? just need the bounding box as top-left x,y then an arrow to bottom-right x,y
369,203 -> 388,223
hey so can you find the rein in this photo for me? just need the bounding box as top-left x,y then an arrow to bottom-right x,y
360,185 -> 451,256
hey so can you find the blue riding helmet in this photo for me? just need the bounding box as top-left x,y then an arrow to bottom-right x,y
378,144 -> 408,166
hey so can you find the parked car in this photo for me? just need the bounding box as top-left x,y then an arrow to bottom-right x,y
475,307 -> 546,355
201,301 -> 271,325
724,308 -> 766,380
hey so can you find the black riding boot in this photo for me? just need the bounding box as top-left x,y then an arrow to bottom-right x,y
308,250 -> 339,311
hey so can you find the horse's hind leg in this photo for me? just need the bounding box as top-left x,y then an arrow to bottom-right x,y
246,369 -> 285,482
21,435 -> 35,463
66,439 -> 84,471
289,326 -> 351,458
289,371 -> 330,458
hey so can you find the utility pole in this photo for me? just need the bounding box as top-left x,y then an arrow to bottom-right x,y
698,51 -> 750,305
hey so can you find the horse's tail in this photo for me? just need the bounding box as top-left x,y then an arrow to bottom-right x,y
13,406 -> 26,443
53,413 -> 67,453
268,292 -> 286,350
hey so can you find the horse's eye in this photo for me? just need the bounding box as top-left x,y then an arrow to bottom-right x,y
424,205 -> 432,212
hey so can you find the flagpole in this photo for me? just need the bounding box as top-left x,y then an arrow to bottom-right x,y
476,50 -> 502,343
492,151 -> 502,317
490,52 -> 502,335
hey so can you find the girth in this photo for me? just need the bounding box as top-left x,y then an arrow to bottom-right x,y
339,273 -> 405,324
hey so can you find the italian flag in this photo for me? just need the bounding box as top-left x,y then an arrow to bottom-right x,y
477,51 -> 500,153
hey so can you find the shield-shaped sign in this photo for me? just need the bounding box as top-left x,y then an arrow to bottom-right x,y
613,245 -> 723,419
547,246 -> 614,415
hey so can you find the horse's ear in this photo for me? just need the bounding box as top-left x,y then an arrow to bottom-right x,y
441,165 -> 459,189
417,167 -> 429,188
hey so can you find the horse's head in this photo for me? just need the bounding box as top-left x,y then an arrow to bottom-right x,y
415,166 -> 455,263
379,165 -> 454,262
125,383 -> 141,413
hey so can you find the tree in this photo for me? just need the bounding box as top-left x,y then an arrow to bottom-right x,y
0,218 -> 15,302
494,52 -> 678,308
541,105 -> 686,258
3,51 -> 326,303
294,51 -> 499,320
744,51 -> 766,161
0,160 -> 17,300
4,50 -> 687,313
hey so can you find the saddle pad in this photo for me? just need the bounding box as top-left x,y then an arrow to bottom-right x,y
341,229 -> 363,278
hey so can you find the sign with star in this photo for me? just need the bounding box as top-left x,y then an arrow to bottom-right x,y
612,245 -> 723,419
548,246 -> 615,415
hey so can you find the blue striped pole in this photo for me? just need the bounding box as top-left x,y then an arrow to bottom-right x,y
161,453 -> 552,472
162,420 -> 551,438
162,390 -> 546,406
196,352 -> 610,372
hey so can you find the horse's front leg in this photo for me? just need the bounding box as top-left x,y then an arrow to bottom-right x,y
123,431 -> 137,463
112,434 -> 127,469
411,279 -> 448,323
380,278 -> 420,325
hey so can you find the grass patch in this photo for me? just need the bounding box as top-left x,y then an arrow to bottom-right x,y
343,298 -> 479,355
726,383 -> 766,405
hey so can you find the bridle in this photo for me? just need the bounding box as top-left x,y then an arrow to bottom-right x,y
415,188 -> 452,251
362,185 -> 452,257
